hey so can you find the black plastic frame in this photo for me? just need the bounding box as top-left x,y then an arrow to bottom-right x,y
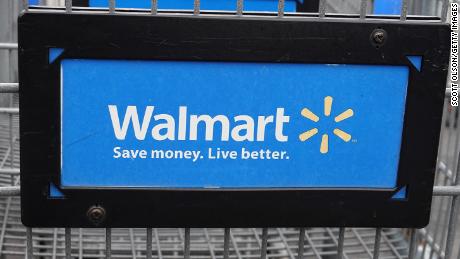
19,10 -> 450,228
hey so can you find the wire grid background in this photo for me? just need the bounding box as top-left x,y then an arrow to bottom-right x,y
0,0 -> 459,258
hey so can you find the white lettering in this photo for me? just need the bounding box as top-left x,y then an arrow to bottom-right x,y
152,114 -> 175,140
108,106 -> 291,142
108,105 -> 153,140
275,108 -> 289,142
231,115 -> 254,141
190,115 -> 230,141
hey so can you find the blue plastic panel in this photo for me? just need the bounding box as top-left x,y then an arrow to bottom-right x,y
49,48 -> 64,63
391,186 -> 407,199
407,56 -> 422,71
89,0 -> 298,11
374,0 -> 401,15
61,59 -> 409,188
49,183 -> 65,198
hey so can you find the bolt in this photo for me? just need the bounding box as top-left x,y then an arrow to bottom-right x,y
371,29 -> 387,46
87,206 -> 106,224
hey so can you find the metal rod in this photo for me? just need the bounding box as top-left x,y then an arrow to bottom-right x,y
276,228 -> 296,259
0,186 -> 19,196
441,108 -> 460,252
0,72 -> 14,258
151,0 -> 158,14
229,230 -> 242,259
430,109 -> 456,259
297,228 -> 305,259
325,229 -> 348,259
433,186 -> 460,196
236,0 -> 244,16
109,0 -> 115,14
65,228 -> 71,259
445,196 -> 459,259
0,198 -> 12,256
8,91 -> 14,173
441,0 -> 449,22
8,111 -> 13,171
223,228 -> 230,259
184,228 -> 190,259
318,0 -> 326,18
418,228 -> 444,258
194,0 -> 200,15
261,228 -> 268,259
446,87 -> 452,97
106,228 -> 112,259
337,228 -> 345,259
444,130 -> 460,259
146,228 -> 152,259
380,229 -> 405,259
277,0 -> 285,17
52,228 -> 58,259
0,43 -> 18,50
359,0 -> 367,19
154,229 -> 163,259
65,0 -> 72,13
407,229 -> 417,259
400,0 -> 408,21
78,229 -> 83,259
26,228 -> 33,259
0,83 -> 18,93
204,229 -> 217,258
0,108 -> 18,114
4,185 -> 460,199
0,168 -> 19,174
351,229 -> 373,257
304,230 -> 321,258
129,228 -> 137,259
373,228 -> 381,259
22,0 -> 28,11
0,185 -> 458,197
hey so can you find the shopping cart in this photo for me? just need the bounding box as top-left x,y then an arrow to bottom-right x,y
0,0 -> 458,258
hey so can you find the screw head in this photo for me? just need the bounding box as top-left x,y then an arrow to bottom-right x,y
370,29 -> 387,46
87,206 -> 106,225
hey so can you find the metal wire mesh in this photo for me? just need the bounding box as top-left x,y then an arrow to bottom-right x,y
0,224 -> 415,259
0,0 -> 458,258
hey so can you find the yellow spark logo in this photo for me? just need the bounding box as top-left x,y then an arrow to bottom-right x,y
299,96 -> 354,154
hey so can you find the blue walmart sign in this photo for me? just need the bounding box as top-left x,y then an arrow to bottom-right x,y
61,59 -> 408,188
